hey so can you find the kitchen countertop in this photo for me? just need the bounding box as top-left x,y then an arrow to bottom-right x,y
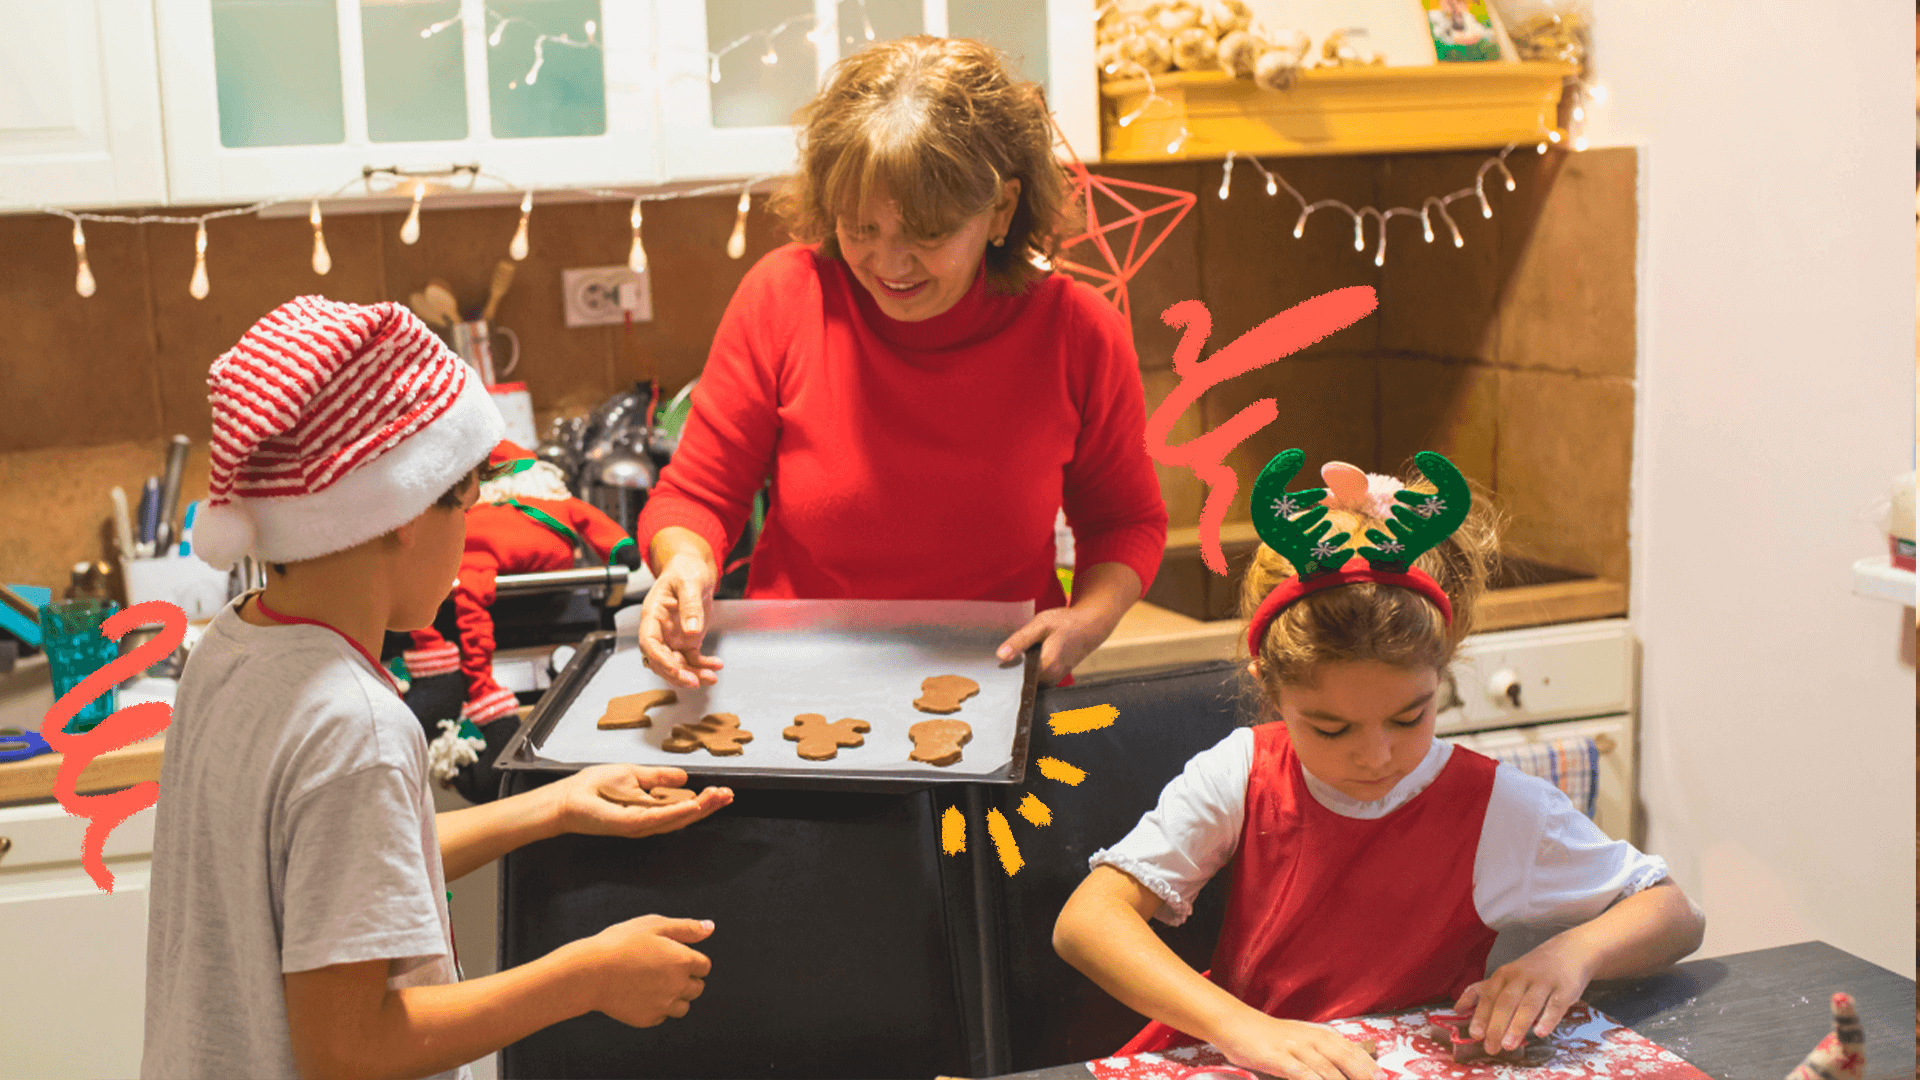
988,941 -> 1916,1080
0,655 -> 168,804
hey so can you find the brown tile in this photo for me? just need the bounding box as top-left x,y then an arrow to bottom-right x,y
1494,368 -> 1633,583
1195,154 -> 1384,359
1377,355 -> 1498,490
0,213 -> 162,451
1495,147 -> 1638,378
634,188 -> 794,398
1141,367 -> 1206,529
149,209 -> 389,442
0,439 -> 214,596
1142,550 -> 1209,622
1206,354 -> 1379,526
1377,152 -> 1504,362
1076,163 -> 1204,369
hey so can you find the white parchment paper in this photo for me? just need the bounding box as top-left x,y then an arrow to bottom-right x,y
531,599 -> 1035,779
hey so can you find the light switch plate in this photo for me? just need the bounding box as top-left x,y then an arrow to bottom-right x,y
562,266 -> 651,326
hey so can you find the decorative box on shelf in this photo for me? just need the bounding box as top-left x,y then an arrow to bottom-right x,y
1100,62 -> 1576,161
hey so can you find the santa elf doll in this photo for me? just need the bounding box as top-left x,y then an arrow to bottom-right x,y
406,440 -> 640,788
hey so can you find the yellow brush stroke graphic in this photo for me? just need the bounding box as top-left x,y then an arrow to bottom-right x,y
1017,793 -> 1052,827
941,805 -> 966,854
1035,756 -> 1087,785
986,808 -> 1024,876
1049,704 -> 1119,735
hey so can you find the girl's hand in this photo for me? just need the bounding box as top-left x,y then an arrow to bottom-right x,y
637,550 -> 723,689
1454,934 -> 1594,1058
1212,1013 -> 1380,1080
552,764 -> 732,838
995,603 -> 1126,685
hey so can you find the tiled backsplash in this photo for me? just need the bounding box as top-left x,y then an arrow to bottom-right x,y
0,149 -> 1636,602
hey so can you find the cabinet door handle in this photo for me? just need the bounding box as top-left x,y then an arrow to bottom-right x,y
0,836 -> 10,863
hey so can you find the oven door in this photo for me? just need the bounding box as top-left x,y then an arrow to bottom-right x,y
1444,715 -> 1636,843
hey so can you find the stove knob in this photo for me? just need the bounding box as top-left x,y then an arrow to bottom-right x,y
1488,669 -> 1522,708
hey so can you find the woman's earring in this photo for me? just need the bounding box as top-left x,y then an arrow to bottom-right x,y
991,235 -> 1006,247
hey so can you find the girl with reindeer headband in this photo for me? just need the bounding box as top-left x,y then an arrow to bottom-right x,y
1053,450 -> 1706,1080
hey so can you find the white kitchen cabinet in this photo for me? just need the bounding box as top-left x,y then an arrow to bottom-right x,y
0,0 -> 168,210
152,0 -> 660,204
0,800 -> 155,1079
656,0 -> 1099,182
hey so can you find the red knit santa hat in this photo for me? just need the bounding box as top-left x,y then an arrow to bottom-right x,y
193,296 -> 504,571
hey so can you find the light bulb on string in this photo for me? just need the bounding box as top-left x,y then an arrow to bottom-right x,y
1373,233 -> 1387,268
510,189 -> 532,260
1536,141 -> 1549,154
628,198 -> 647,274
1292,210 -> 1308,240
1165,127 -> 1188,155
1494,160 -> 1516,192
421,14 -> 460,38
525,37 -> 546,84
1571,105 -> 1585,123
1438,204 -> 1464,249
1587,83 -> 1608,104
584,19 -> 596,41
1571,135 -> 1589,152
1265,175 -> 1278,197
400,183 -> 424,245
1217,151 -> 1234,200
1351,216 -> 1364,253
71,219 -> 95,298
189,220 -> 210,299
489,18 -> 507,46
727,187 -> 750,260
761,38 -> 778,65
310,199 -> 332,275
1421,209 -> 1435,244
1547,129 -> 1561,144
859,0 -> 874,40
709,54 -> 721,82
1476,187 -> 1492,219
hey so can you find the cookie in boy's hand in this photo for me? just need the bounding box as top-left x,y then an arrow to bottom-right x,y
610,786 -> 700,807
913,675 -> 979,714
662,712 -> 754,756
908,719 -> 972,766
783,714 -> 870,760
597,689 -> 677,729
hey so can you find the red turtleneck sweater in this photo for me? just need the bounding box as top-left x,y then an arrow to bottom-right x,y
637,243 -> 1167,609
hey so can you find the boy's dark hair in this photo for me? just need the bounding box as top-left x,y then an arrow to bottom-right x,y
270,459 -> 510,574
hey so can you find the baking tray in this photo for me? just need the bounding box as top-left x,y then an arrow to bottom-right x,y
497,599 -> 1041,789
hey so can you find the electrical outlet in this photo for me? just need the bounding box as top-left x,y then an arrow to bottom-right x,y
562,265 -> 651,327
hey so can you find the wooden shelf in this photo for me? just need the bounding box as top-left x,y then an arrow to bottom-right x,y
1100,63 -> 1575,161
1853,555 -> 1916,607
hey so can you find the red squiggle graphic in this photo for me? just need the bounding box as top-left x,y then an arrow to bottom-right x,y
1144,289 -> 1380,575
38,600 -> 185,892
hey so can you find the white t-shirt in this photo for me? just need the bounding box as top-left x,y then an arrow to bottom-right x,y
142,597 -> 471,1080
1092,728 -> 1669,956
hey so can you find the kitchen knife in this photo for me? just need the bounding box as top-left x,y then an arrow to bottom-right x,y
137,477 -> 160,548
156,434 -> 190,554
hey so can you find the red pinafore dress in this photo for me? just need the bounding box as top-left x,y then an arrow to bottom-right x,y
1119,722 -> 1501,1054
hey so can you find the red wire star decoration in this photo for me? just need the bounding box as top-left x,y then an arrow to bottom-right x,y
1049,122 -> 1198,320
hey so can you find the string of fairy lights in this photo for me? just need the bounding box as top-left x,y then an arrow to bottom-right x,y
26,1 -> 1598,297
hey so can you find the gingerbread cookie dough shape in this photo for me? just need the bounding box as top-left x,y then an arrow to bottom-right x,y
783,714 -> 870,761
1425,1017 -> 1554,1067
913,675 -> 979,714
613,786 -> 700,807
662,712 -> 754,756
908,719 -> 972,767
597,689 -> 678,730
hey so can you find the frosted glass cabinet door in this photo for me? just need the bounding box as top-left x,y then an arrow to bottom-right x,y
657,0 -> 1096,183
0,0 -> 168,209
155,0 -> 657,204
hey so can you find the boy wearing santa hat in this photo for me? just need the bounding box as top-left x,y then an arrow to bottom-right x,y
143,296 -> 731,1080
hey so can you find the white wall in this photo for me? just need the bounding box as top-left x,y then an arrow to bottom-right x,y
1586,2 -> 1916,976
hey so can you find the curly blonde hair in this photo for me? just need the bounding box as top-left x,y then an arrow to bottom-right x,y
768,35 -> 1078,294
1240,461 -> 1500,696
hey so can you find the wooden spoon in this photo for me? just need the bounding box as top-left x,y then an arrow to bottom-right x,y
422,279 -> 461,327
480,259 -> 516,323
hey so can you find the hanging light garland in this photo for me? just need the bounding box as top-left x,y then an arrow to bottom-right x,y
627,198 -> 647,274
71,220 -> 95,298
1214,146 -> 1522,268
309,199 -> 331,275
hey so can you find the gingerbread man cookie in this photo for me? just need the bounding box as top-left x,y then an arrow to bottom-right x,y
908,718 -> 972,766
597,689 -> 678,729
662,712 -> 754,756
1425,1016 -> 1553,1066
913,674 -> 980,714
783,714 -> 871,760
611,786 -> 700,807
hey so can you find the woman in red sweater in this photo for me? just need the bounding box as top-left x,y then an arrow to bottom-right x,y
635,36 -> 1168,686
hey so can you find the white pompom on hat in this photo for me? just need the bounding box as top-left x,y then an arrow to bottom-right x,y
194,296 -> 504,571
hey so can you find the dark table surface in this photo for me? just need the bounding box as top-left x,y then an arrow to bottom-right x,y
991,941 -> 1916,1080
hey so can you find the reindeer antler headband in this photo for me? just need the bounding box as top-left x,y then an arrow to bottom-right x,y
1245,449 -> 1471,654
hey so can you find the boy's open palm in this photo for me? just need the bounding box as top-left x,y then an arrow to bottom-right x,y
555,764 -> 732,837
1454,936 -> 1591,1058
589,915 -> 715,1027
1214,1013 -> 1380,1080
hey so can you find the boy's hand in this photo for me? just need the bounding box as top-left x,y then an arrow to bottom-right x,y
1454,933 -> 1593,1058
1212,1012 -> 1379,1080
552,764 -> 732,838
584,915 -> 715,1027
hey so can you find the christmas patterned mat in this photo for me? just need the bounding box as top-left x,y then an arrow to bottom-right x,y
1084,1003 -> 1711,1080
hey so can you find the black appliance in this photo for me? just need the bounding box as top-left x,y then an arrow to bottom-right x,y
497,660 -> 1250,1078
